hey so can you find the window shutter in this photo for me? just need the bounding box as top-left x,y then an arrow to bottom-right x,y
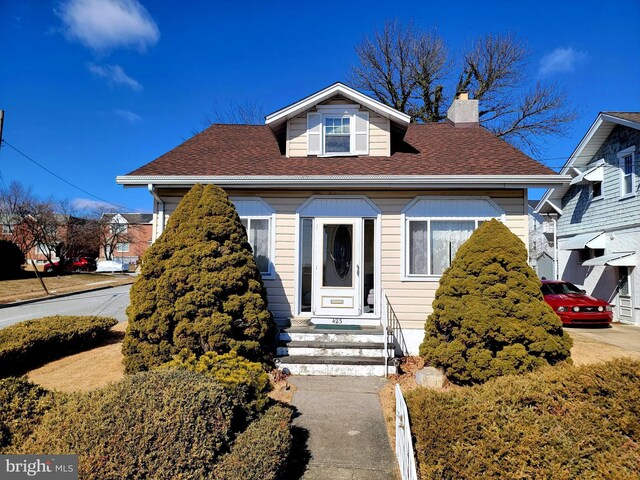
307,113 -> 322,155
354,111 -> 369,155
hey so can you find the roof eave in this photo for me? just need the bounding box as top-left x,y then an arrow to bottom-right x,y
265,82 -> 411,128
117,174 -> 570,189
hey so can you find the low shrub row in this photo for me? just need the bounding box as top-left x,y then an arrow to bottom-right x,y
406,358 -> 640,479
0,315 -> 117,377
20,369 -> 293,479
164,350 -> 272,411
0,377 -> 55,453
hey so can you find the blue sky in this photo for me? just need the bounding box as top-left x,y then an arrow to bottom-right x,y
1,0 -> 639,212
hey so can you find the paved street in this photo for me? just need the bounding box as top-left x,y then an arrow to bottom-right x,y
0,284 -> 131,328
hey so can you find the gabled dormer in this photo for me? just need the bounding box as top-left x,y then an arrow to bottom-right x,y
265,82 -> 411,158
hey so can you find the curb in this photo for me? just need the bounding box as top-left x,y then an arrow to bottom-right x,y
0,281 -> 134,310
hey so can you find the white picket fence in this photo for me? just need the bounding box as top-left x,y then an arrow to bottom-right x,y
395,384 -> 418,480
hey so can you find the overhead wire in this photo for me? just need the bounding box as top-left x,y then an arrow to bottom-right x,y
0,139 -> 132,212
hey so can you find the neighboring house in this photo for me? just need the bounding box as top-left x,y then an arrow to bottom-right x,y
537,112 -> 640,325
98,213 -> 153,268
117,82 -> 567,354
528,200 -> 556,279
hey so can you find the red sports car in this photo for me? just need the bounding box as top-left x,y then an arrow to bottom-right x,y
541,280 -> 613,326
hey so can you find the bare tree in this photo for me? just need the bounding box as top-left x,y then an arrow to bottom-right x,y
95,212 -> 139,261
0,181 -> 38,257
350,22 -> 576,154
193,100 -> 265,135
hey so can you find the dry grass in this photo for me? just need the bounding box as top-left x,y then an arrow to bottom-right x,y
0,274 -> 134,304
27,322 -> 127,392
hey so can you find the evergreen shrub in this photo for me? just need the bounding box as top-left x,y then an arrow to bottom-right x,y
419,219 -> 572,384
0,316 -> 118,377
20,370 -> 257,479
213,404 -> 293,480
123,184 -> 275,373
0,240 -> 25,279
406,359 -> 640,479
0,377 -> 55,453
164,350 -> 272,411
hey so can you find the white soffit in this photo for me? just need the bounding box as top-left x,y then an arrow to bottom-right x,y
559,232 -> 606,250
265,82 -> 411,127
582,251 -> 636,267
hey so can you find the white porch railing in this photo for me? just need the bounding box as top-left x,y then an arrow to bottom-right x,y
395,384 -> 418,480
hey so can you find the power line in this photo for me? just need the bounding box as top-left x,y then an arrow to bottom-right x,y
1,139 -> 131,212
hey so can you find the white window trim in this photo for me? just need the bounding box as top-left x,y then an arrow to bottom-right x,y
400,196 -> 506,281
617,145 -> 636,199
116,242 -> 130,253
231,197 -> 276,280
309,105 -> 369,157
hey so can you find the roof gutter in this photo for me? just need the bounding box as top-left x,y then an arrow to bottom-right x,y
118,174 -> 571,189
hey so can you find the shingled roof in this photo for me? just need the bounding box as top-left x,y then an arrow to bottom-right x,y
124,122 -> 556,178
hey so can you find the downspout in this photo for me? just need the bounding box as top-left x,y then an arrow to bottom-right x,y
552,215 -> 558,280
148,184 -> 164,241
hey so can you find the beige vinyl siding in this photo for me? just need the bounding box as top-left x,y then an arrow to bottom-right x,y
156,189 -> 526,329
286,108 -> 390,157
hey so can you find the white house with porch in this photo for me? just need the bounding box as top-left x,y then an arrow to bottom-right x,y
117,83 -> 568,374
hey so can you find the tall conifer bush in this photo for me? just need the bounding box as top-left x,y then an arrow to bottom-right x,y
123,184 -> 275,373
419,219 -> 572,385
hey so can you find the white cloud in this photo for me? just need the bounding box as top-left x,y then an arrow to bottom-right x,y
114,109 -> 142,123
72,198 -> 115,211
56,0 -> 159,52
539,47 -> 588,77
87,63 -> 142,90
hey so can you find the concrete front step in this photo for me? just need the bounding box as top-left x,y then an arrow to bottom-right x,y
277,355 -> 396,376
277,341 -> 386,358
280,328 -> 386,344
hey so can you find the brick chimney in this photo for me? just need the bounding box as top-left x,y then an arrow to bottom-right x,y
446,91 -> 479,127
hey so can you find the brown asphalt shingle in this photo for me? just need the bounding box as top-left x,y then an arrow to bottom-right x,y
125,123 -> 556,177
603,112 -> 640,124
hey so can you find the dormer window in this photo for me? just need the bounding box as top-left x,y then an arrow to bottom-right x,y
325,117 -> 351,153
307,105 -> 369,156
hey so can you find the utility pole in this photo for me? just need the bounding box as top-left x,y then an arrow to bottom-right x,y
0,110 -> 4,146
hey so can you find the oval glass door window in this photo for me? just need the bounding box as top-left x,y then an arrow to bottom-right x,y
333,225 -> 352,279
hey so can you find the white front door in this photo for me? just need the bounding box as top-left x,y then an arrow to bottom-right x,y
618,266 -> 634,324
313,218 -> 361,316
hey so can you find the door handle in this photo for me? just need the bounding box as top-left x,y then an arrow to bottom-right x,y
356,265 -> 360,276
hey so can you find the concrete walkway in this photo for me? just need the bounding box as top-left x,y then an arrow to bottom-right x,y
567,323 -> 640,352
289,376 -> 397,480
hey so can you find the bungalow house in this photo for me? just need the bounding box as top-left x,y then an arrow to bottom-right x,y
117,83 -> 567,373
536,112 -> 640,325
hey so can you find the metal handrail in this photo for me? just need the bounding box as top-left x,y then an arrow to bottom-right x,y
382,289 -> 409,377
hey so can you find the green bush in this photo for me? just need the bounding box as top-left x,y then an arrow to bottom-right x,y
164,350 -> 272,411
0,239 -> 25,279
0,316 -> 118,377
20,369 -> 257,479
0,377 -> 55,453
406,358 -> 640,479
123,184 -> 275,374
214,404 -> 293,480
419,219 -> 572,385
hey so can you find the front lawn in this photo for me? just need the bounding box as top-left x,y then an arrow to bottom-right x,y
0,273 -> 133,304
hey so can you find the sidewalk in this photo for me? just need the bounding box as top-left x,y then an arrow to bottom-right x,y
289,376 -> 397,480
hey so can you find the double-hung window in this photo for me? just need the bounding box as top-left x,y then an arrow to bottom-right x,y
618,146 -> 636,198
403,197 -> 504,279
307,105 -> 369,156
232,198 -> 276,279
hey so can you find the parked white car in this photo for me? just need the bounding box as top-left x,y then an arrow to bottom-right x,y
96,260 -> 129,273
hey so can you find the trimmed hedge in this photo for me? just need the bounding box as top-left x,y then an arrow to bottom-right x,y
406,359 -> 640,479
164,350 -> 272,411
0,377 -> 55,453
0,239 -> 25,279
123,184 -> 275,374
20,370 -> 259,479
214,404 -> 293,480
0,316 -> 118,377
420,219 -> 572,385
